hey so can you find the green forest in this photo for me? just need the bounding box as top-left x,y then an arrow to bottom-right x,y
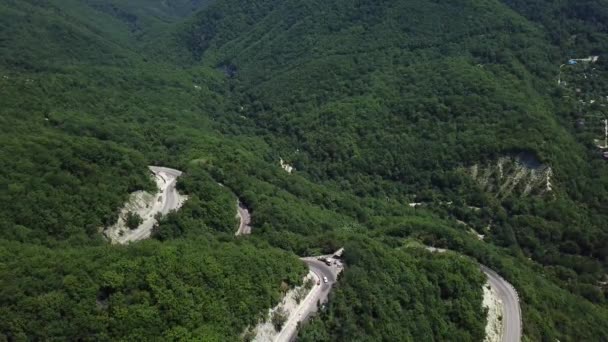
1,0 -> 608,340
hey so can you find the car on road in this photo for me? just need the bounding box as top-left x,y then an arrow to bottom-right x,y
318,257 -> 333,266
323,276 -> 328,283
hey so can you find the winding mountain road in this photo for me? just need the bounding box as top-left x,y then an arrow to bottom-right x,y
480,265 -> 522,342
235,200 -> 252,235
106,166 -> 187,244
427,247 -> 521,342
272,256 -> 342,342
150,166 -> 183,215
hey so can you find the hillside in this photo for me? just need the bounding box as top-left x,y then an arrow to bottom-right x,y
1,0 -> 608,340
182,0 -> 580,195
183,0 -> 608,338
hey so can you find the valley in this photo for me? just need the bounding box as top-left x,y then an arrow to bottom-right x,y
1,0 -> 608,341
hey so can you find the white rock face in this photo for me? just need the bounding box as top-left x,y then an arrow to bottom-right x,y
483,282 -> 504,342
252,273 -> 316,342
468,153 -> 553,198
280,158 -> 294,174
104,166 -> 187,244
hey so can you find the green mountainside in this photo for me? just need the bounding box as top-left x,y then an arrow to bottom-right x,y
1,0 -> 608,340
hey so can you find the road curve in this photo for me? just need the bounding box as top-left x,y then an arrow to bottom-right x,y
106,166 -> 186,244
125,166 -> 185,242
235,200 -> 252,235
302,258 -> 338,311
426,247 -> 521,342
275,257 -> 340,342
480,265 -> 522,342
153,171 -> 180,215
150,166 -> 184,217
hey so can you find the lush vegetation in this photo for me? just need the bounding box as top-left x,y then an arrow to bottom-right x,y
0,126 -> 153,244
300,238 -> 486,342
1,0 -> 608,340
0,238 -> 305,341
153,166 -> 238,239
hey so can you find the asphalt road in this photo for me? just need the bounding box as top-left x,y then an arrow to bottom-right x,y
149,166 -> 182,215
480,265 -> 522,342
235,200 -> 252,235
303,258 -> 337,308
276,257 -> 339,342
110,166 -> 185,244
426,247 -> 521,342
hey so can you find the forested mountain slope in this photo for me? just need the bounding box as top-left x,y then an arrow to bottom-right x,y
1,0 -> 608,340
0,1 -> 133,68
0,0 -> 214,70
184,0 -> 568,170
178,0 -> 608,338
182,0 -> 580,196
0,1 -> 309,339
501,0 -> 608,51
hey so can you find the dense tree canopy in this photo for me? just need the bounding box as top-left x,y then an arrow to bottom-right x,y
0,239 -> 305,341
1,0 -> 608,340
